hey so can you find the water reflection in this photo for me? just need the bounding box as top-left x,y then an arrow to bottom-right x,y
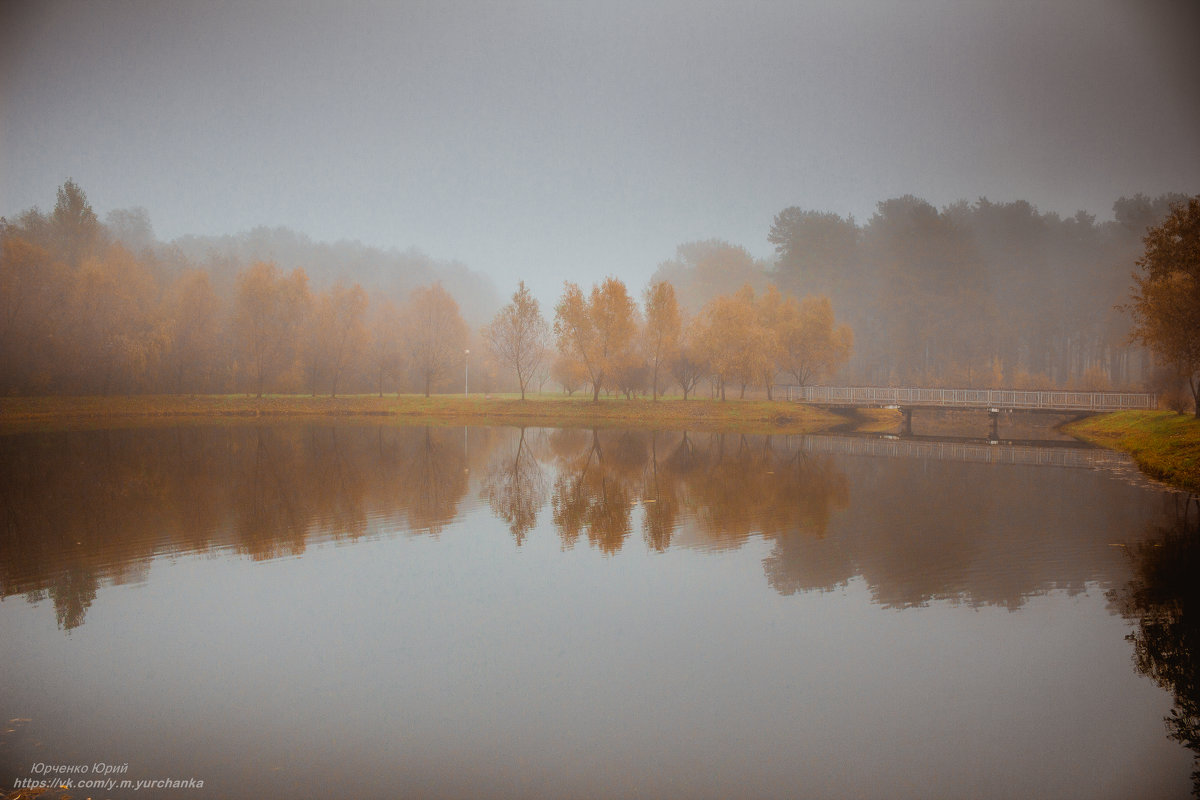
1,422 -> 1192,798
1113,494 -> 1200,796
480,426 -> 547,544
0,423 -> 1174,631
0,425 -> 492,628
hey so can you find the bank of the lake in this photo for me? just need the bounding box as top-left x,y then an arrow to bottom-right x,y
1065,410 -> 1200,493
0,394 -> 845,435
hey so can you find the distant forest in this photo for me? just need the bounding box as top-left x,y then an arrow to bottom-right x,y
656,193 -> 1190,391
0,180 -> 1189,397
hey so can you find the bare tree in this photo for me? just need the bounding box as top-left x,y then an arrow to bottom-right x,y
483,281 -> 549,400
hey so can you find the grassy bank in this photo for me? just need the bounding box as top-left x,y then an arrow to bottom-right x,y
1065,410 -> 1200,493
0,393 -> 845,435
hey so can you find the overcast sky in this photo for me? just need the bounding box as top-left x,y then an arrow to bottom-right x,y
2,0 -> 1198,306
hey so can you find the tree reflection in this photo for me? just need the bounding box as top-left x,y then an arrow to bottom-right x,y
231,426 -> 312,559
550,429 -> 636,554
480,427 -> 547,545
0,429 -> 163,630
641,431 -> 690,552
542,429 -> 850,562
680,433 -> 849,549
3,422 -> 1163,634
395,426 -> 469,535
1114,494 -> 1200,795
48,565 -> 98,631
0,424 -> 484,629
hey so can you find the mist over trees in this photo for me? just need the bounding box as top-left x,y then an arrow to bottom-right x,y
650,239 -> 769,313
170,225 -> 499,325
763,193 -> 1193,390
0,180 -> 1193,399
0,181 -> 499,397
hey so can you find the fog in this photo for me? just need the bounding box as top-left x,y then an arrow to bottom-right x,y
3,0 -> 1198,311
1,1 -> 1199,397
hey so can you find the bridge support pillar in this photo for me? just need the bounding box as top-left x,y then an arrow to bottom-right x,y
988,408 -> 1000,441
900,407 -> 913,437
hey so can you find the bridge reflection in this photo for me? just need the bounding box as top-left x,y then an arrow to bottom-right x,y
793,432 -> 1133,470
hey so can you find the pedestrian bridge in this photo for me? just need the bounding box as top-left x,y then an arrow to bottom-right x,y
779,385 -> 1157,413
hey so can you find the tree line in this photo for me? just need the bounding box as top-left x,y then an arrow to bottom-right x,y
2,180 -> 1193,398
758,193 -> 1193,391
543,278 -> 850,401
0,180 -> 851,399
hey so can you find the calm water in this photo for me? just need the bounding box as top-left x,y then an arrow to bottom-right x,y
0,423 -> 1195,799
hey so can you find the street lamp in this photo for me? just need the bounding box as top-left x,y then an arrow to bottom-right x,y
464,349 -> 470,396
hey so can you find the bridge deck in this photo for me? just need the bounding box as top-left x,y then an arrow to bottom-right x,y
780,385 -> 1156,412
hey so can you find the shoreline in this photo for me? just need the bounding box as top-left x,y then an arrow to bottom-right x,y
1064,410 -> 1200,494
0,394 -> 854,435
4,397 -> 1196,491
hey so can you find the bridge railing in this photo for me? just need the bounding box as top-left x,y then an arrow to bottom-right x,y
779,385 -> 1157,412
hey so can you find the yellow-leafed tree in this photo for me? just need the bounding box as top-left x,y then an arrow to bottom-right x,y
1127,196 -> 1200,416
553,277 -> 639,401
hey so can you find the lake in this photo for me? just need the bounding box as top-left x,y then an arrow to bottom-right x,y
0,422 -> 1195,799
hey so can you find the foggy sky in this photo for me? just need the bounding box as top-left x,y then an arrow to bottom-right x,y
2,0 -> 1198,307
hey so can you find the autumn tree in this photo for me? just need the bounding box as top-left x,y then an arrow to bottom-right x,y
404,283 -> 469,397
484,281 -> 550,400
1127,196 -> 1200,416
162,269 -> 222,392
643,280 -> 682,401
65,244 -> 166,394
697,285 -> 771,399
610,356 -> 650,400
365,298 -> 405,396
298,287 -> 324,396
551,353 -> 589,396
553,277 -> 639,402
324,282 -> 369,397
755,286 -> 790,399
297,282 -> 369,397
775,294 -> 853,387
0,233 -> 66,393
669,316 -> 708,400
234,261 -> 310,397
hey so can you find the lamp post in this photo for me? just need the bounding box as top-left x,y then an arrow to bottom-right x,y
464,349 -> 470,396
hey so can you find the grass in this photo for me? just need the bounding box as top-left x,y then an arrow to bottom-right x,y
1064,410 -> 1200,493
0,393 -> 846,435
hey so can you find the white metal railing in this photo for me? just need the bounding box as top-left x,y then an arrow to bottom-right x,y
779,385 -> 1157,412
